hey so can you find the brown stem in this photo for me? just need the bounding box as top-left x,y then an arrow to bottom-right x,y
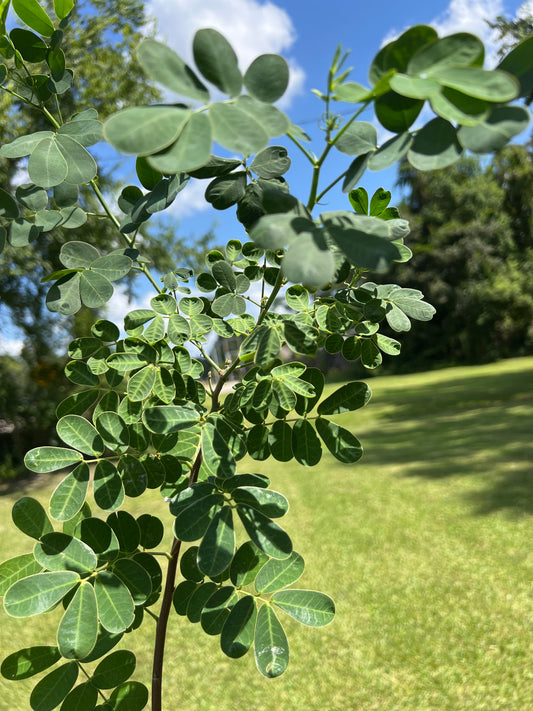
151,451 -> 204,711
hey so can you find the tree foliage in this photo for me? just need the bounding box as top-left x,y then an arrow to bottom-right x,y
0,2 -> 531,709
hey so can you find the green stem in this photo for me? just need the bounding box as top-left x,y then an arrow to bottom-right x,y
286,132 -> 316,164
88,180 -> 163,294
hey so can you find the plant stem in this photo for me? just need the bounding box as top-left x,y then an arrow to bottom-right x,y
88,179 -> 163,294
151,536 -> 182,711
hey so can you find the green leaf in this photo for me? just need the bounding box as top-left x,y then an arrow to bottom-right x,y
315,417 -> 363,464
237,505 -> 292,559
361,338 -> 382,369
220,595 -> 257,658
94,571 -> 135,633
127,365 -> 156,402
112,558 -> 151,605
60,241 -> 99,268
0,554 -> 42,597
251,146 -> 291,178
317,381 -> 371,415
0,131 -> 53,159
12,0 -> 55,36
108,681 -> 149,711
103,106 -> 191,156
9,218 -> 40,247
193,28 -> 242,96
292,418 -> 322,466
389,73 -> 440,100
236,95 -> 290,137
201,586 -> 238,635
24,446 -> 82,474
92,650 -> 136,689
174,492 -> 222,542
29,662 -> 78,711
458,106 -> 531,154
255,551 -> 305,594
93,460 -> 125,512
230,541 -> 268,587
408,117 -> 462,170
1,646 -> 61,681
55,134 -> 97,184
244,53 -> 289,103
368,133 -> 413,171
136,38 -> 209,102
142,405 -> 199,434
408,33 -> 484,75
430,67 -> 518,102
28,137 -> 68,188
106,511 -> 140,553
79,270 -> 113,308
9,28 -> 48,62
284,228 -> 336,289
428,88 -> 488,126
209,102 -> 268,156
369,25 -> 439,85
147,112 -> 212,174
12,496 -> 54,538
56,415 -> 104,456
0,187 -> 19,220
254,603 -> 289,677
91,254 -> 132,282
50,463 -> 90,521
59,205 -> 87,229
34,532 -> 97,574
498,35 -> 533,100
65,360 -> 99,385
197,507 -> 235,578
283,320 -> 318,357
322,212 -> 402,271
268,420 -> 293,462
54,181 -> 79,207
272,589 -> 335,627
95,412 -> 129,452
186,581 -> 218,623
137,514 -> 164,549
349,186 -> 368,214
4,571 -> 80,617
54,0 -> 74,20
374,91 -> 423,133
173,580 -> 199,615
232,486 -> 288,519
106,352 -> 149,372
46,273 -> 81,314
334,121 -> 377,156
202,421 -> 236,479
58,582 -> 98,659
369,188 -> 391,217
205,172 -> 247,210
59,682 -> 98,710
57,385 -> 98,412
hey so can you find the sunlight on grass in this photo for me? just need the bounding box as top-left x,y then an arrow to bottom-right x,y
0,357 -> 532,710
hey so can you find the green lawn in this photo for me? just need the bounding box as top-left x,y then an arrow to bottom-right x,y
1,357 -> 532,710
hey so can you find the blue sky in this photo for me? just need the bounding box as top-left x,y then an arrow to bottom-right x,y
1,0 -> 531,353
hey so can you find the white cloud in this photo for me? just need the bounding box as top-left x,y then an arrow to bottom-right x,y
0,339 -> 23,357
145,0 -> 305,106
517,1 -> 533,19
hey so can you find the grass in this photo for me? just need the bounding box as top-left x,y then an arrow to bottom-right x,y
0,356 -> 532,710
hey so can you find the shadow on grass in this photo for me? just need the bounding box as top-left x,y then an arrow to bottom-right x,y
360,366 -> 533,516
